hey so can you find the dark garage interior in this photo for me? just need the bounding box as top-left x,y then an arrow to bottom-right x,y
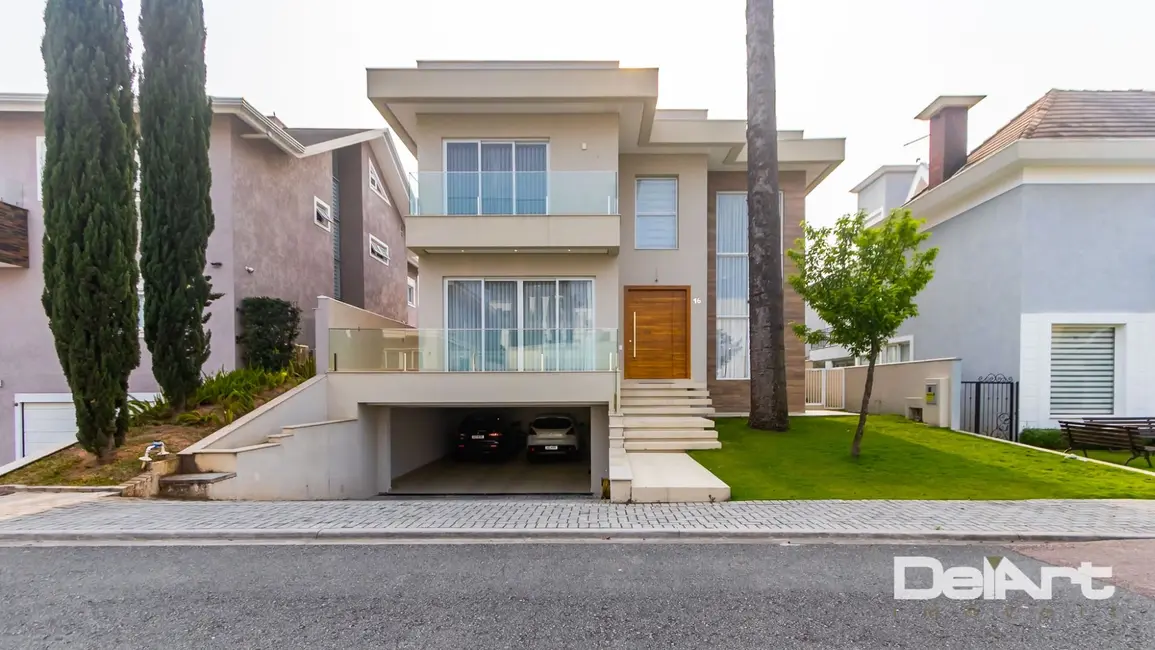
383,406 -> 593,495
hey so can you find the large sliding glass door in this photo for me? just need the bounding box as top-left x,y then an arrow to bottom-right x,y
446,278 -> 594,371
445,141 -> 548,215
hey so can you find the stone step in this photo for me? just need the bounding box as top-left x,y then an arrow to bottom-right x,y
626,451 -> 730,502
621,405 -> 716,416
621,387 -> 710,396
624,440 -> 723,451
158,472 -> 235,500
623,429 -> 720,440
621,396 -> 713,407
621,380 -> 707,390
621,416 -> 715,429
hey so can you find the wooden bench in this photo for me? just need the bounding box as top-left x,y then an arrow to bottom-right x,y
1083,417 -> 1155,438
1059,421 -> 1155,467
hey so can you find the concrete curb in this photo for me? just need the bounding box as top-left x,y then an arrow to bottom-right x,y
0,485 -> 124,494
2,528 -> 1155,543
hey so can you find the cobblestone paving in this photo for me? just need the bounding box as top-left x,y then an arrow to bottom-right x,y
1,498 -> 1155,536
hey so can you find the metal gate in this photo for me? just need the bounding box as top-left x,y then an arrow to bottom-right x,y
960,373 -> 1019,441
805,368 -> 846,410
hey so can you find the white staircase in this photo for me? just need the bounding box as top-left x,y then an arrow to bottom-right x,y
614,380 -> 720,451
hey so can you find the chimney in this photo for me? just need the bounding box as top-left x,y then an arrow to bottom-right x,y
915,95 -> 984,188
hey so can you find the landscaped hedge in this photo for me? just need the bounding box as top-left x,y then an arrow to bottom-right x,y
238,297 -> 301,371
1020,428 -> 1065,450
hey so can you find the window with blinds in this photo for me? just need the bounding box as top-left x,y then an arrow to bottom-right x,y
1049,325 -> 1116,416
716,192 -> 749,379
635,178 -> 678,249
714,190 -> 785,379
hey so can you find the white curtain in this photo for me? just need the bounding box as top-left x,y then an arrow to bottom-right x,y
716,192 -> 749,379
447,280 -> 483,370
446,142 -> 479,215
522,280 -> 556,371
515,143 -> 547,214
447,279 -> 593,371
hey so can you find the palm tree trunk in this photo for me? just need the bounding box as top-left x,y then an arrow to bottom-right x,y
746,0 -> 789,431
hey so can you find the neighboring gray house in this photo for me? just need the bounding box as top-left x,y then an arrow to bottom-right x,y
0,94 -> 413,464
851,90 -> 1155,430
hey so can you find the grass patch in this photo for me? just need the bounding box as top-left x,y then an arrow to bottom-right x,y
2,364 -> 311,487
688,415 -> 1155,500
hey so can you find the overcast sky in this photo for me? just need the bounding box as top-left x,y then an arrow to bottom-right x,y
2,0 -> 1152,224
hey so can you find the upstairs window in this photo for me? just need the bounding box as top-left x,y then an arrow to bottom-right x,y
369,234 -> 390,265
407,276 -> 418,307
445,140 -> 547,215
314,197 -> 332,231
635,178 -> 678,249
369,159 -> 388,202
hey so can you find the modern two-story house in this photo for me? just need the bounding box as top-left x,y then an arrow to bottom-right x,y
114,60 -> 843,503
0,93 -> 412,464
850,90 -> 1155,431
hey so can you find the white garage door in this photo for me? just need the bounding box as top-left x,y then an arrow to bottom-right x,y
19,401 -> 78,458
17,392 -> 159,459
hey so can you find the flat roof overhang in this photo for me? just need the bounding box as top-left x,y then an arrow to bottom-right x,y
368,61 -> 845,193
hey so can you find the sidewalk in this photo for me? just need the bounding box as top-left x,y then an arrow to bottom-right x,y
0,490 -> 115,522
2,498 -> 1155,542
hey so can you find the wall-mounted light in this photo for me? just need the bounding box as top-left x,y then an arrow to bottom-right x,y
245,266 -> 255,274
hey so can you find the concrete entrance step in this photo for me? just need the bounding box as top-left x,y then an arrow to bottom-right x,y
623,429 -> 720,440
620,389 -> 711,398
621,396 -> 713,406
621,405 -> 716,416
624,440 -> 722,451
621,380 -> 707,390
621,416 -> 715,429
626,452 -> 730,502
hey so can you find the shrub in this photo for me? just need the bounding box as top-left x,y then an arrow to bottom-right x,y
238,297 -> 301,371
1021,428 -> 1065,450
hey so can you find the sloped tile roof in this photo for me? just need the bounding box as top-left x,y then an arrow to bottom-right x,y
965,89 -> 1155,168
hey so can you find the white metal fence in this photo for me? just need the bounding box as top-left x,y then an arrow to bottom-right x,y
805,368 -> 846,410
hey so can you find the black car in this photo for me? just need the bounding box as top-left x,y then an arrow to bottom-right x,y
453,412 -> 522,460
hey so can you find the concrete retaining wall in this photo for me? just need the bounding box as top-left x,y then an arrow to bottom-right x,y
843,358 -> 962,429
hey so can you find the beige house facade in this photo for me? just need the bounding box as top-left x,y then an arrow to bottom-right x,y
369,60 -> 844,415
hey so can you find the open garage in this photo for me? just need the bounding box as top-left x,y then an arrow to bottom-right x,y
378,406 -> 605,496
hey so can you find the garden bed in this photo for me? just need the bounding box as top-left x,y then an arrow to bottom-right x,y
1,367 -> 305,487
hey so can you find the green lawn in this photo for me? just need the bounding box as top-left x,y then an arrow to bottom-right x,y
688,415 -> 1155,500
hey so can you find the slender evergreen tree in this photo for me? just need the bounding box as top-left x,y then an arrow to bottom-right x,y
41,0 -> 140,459
139,0 -> 216,412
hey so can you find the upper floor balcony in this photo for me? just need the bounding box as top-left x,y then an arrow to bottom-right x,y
406,170 -> 620,254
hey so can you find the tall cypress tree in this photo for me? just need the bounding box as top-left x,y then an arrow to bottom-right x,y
139,0 -> 216,412
41,0 -> 140,459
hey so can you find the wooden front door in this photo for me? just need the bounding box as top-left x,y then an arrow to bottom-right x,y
624,287 -> 690,379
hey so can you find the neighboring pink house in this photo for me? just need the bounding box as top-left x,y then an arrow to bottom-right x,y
0,94 -> 413,464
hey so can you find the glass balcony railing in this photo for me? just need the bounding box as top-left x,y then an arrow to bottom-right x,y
328,327 -> 620,372
408,171 -> 618,216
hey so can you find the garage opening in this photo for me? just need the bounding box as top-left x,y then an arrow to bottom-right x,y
382,406 -> 598,496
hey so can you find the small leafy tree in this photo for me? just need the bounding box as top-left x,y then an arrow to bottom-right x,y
787,209 -> 937,458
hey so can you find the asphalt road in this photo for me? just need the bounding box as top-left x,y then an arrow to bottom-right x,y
0,542 -> 1152,649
